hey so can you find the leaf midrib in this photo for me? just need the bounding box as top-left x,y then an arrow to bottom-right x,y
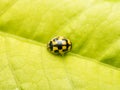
1,31 -> 120,71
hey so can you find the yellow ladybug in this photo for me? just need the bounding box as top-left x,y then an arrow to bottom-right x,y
47,36 -> 72,55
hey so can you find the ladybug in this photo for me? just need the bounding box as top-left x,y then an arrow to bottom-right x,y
47,36 -> 72,55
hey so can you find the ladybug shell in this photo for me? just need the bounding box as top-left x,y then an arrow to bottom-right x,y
47,36 -> 72,55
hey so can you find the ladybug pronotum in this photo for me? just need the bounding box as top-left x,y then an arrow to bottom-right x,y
47,36 -> 72,55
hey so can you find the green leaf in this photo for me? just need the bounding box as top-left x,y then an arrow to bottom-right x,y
0,0 -> 120,90
1,32 -> 120,90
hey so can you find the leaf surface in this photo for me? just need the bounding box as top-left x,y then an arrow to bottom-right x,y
0,0 -> 120,90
